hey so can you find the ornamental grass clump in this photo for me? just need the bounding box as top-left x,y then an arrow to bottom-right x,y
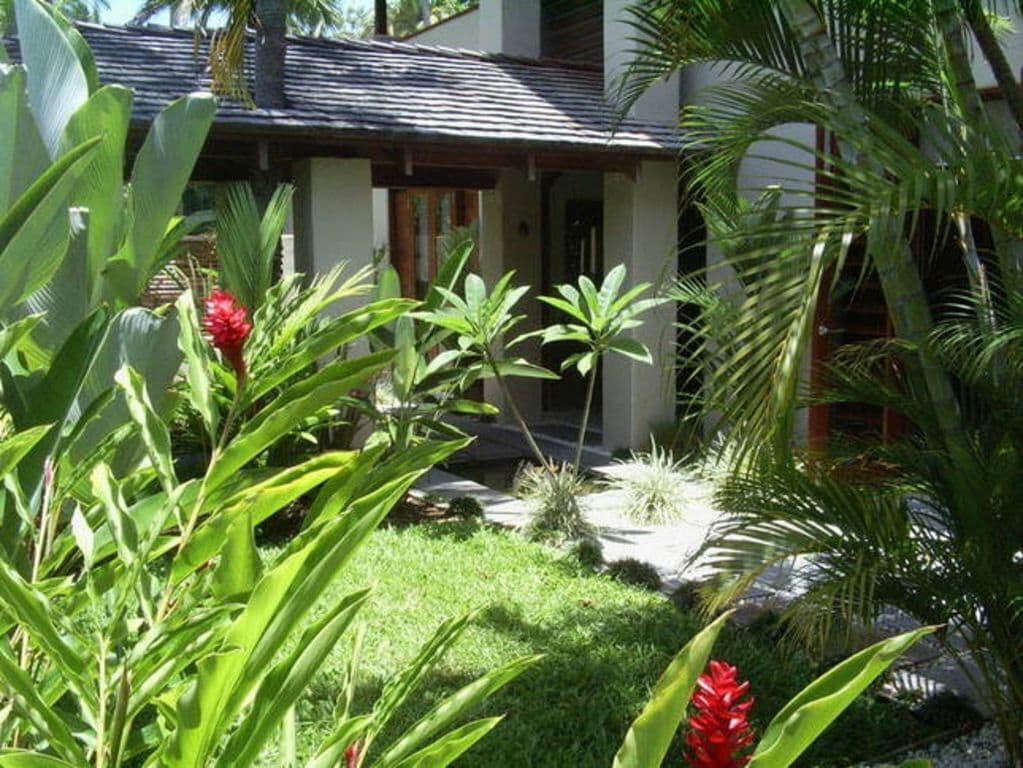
609,443 -> 692,525
517,461 -> 594,540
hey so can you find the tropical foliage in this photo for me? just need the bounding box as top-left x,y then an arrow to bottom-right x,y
623,0 -> 1023,757
0,5 -> 535,763
613,614 -> 936,768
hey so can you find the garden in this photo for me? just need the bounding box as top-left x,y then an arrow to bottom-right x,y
0,0 -> 1021,767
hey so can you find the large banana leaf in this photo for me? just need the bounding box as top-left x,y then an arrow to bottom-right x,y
12,0 -> 88,158
57,85 -> 132,289
0,135 -> 99,316
103,92 -> 215,304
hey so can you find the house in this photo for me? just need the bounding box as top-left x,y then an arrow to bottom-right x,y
28,0 -> 684,454
14,1 -> 1018,453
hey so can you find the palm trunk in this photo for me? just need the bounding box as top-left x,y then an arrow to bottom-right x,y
779,0 -> 964,449
961,0 -> 1023,132
254,0 -> 287,109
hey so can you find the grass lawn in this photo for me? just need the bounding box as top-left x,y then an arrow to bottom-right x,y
264,520 -> 936,767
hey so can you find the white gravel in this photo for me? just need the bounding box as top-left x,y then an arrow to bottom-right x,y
862,724 -> 1009,767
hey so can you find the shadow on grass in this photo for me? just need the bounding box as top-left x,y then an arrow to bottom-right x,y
300,594 -> 935,767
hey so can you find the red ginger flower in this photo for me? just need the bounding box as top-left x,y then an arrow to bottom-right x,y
685,660 -> 755,768
202,290 -> 252,379
344,739 -> 363,768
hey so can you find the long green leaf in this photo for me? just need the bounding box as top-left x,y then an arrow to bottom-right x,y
218,589 -> 370,766
0,136 -> 100,315
748,626 -> 937,768
0,641 -> 85,764
104,93 -> 214,303
375,654 -> 541,768
388,718 -> 504,768
175,290 -> 219,437
0,750 -> 77,767
13,0 -> 89,158
0,425 -> 50,478
0,557 -> 96,715
206,350 -> 394,492
612,612 -> 732,768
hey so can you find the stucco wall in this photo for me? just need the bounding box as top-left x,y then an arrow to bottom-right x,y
404,8 -> 481,49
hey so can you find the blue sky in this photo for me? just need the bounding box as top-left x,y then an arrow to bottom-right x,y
100,0 -> 374,24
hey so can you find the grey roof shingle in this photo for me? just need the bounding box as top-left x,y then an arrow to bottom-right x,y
13,24 -> 679,156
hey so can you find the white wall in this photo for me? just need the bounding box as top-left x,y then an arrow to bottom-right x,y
479,0 -> 540,56
604,0 -> 679,122
602,162 -> 679,451
292,158 -> 375,315
479,168 -> 544,419
372,188 -> 390,257
404,8 -> 480,49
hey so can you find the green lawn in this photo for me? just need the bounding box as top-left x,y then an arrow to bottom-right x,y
266,521 -> 934,767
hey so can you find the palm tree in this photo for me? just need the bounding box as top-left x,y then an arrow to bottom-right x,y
623,0 -> 1023,757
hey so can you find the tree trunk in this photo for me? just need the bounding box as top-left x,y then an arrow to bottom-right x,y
961,0 -> 1023,132
779,0 -> 964,449
254,0 -> 287,109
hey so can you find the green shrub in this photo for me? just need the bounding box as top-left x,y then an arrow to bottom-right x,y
448,495 -> 485,520
517,461 -> 594,539
606,558 -> 663,591
567,535 -> 604,570
608,443 -> 692,524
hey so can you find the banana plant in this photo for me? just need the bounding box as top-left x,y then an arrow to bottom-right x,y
0,0 -> 214,494
534,264 -> 665,471
613,613 -> 936,768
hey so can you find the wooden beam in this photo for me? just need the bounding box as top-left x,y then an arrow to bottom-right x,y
372,165 -> 498,189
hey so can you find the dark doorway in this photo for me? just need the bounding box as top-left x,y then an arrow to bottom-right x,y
543,198 -> 603,413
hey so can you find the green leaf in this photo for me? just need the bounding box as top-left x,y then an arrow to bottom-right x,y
492,359 -> 559,380
175,451 -> 361,582
0,315 -> 42,361
0,642 -> 86,764
105,93 -> 214,303
748,626 -> 937,768
58,85 -> 131,287
389,718 -> 504,768
205,350 -> 394,493
612,612 -> 732,768
0,557 -> 96,715
248,298 -> 415,403
0,751 -> 78,767
606,337 -> 653,364
446,399 -> 499,416
116,365 -> 177,494
13,0 -> 89,158
218,589 -> 370,766
0,425 -> 50,478
175,290 -> 219,437
376,655 -> 541,768
306,715 -> 373,768
211,510 -> 261,601
370,613 -> 474,743
0,136 -> 100,315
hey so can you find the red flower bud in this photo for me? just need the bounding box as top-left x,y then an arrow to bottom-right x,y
202,290 -> 252,379
685,660 -> 755,768
344,739 -> 363,768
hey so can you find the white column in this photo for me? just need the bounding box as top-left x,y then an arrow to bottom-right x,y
603,0 -> 679,122
292,158 -> 375,314
479,0 -> 540,56
602,161 -> 678,451
479,168 -> 543,420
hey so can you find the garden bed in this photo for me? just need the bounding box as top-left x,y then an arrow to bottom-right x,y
261,521 -> 944,766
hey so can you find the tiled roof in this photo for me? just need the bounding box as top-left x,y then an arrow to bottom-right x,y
8,24 -> 680,156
